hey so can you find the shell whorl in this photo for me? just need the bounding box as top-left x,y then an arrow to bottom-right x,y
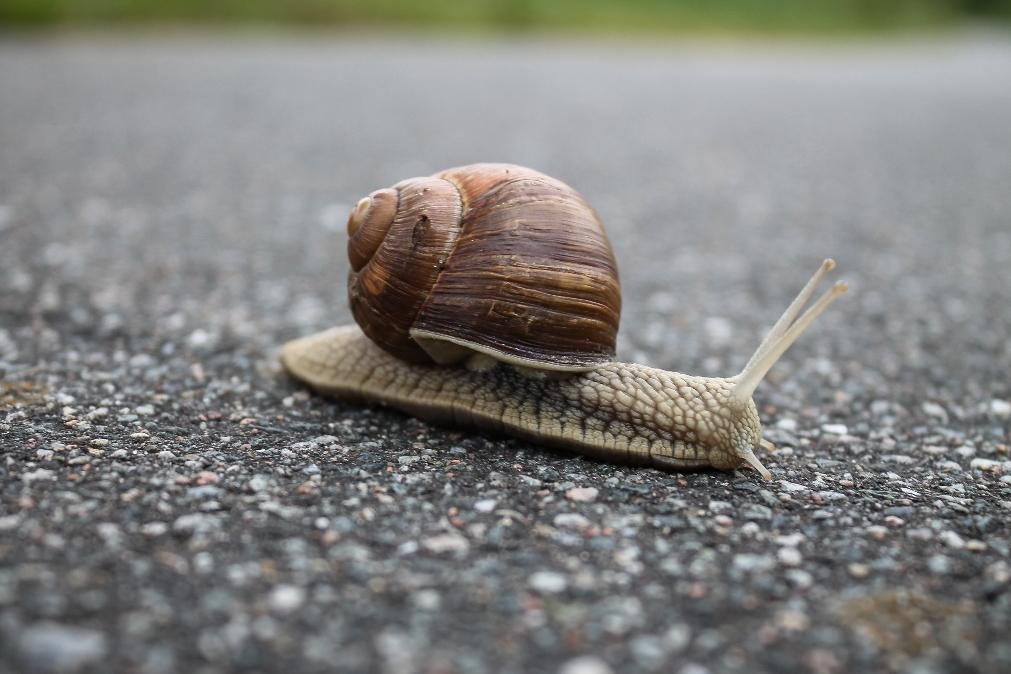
347,164 -> 621,371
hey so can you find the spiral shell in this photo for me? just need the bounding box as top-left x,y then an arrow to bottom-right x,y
346,164 -> 621,371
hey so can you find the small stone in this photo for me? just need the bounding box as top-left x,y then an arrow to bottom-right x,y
194,471 -> 218,485
939,531 -> 965,549
821,423 -> 848,435
738,504 -> 773,521
732,553 -> 775,572
629,635 -> 666,668
554,513 -> 592,529
883,506 -> 915,518
141,522 -> 168,537
989,399 -> 1011,419
558,655 -> 613,674
22,468 -> 56,484
412,589 -> 441,611
17,622 -> 107,671
172,513 -> 220,536
775,533 -> 805,547
928,554 -> 952,575
775,418 -> 798,431
421,533 -> 469,554
135,404 -> 155,416
397,455 -> 420,465
922,401 -> 948,421
906,528 -> 933,541
970,458 -> 1000,472
566,487 -> 599,503
474,499 -> 497,513
778,547 -> 803,566
965,540 -> 987,552
847,563 -> 870,578
528,570 -> 567,594
778,481 -> 808,493
157,450 -> 176,460
269,585 -> 306,613
865,525 -> 888,540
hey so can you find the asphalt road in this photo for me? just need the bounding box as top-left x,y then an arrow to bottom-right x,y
1,34 -> 1010,674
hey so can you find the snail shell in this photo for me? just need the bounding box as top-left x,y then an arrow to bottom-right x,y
346,163 -> 621,371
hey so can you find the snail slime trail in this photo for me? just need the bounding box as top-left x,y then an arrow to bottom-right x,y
282,164 -> 847,479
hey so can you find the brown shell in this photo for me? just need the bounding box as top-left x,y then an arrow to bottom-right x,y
346,163 -> 621,371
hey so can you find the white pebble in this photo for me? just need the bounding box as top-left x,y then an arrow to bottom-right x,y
421,533 -> 469,554
269,585 -> 306,613
821,423 -> 848,435
566,487 -> 599,502
939,531 -> 965,549
970,458 -> 999,472
554,513 -> 592,529
529,570 -> 568,594
922,401 -> 948,421
989,399 -> 1011,418
775,418 -> 797,431
474,499 -> 497,513
558,655 -> 613,674
777,547 -> 803,566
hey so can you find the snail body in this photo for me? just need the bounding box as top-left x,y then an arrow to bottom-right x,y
282,164 -> 848,480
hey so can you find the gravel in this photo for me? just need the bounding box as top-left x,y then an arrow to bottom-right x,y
1,33 -> 1010,674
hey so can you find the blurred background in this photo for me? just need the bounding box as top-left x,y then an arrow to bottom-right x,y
2,0 -> 1010,33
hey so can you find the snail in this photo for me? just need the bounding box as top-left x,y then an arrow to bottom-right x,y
281,164 -> 847,480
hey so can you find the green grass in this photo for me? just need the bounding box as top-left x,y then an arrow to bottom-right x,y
1,0 -> 1009,33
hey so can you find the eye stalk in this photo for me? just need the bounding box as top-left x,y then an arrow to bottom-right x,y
732,259 -> 848,407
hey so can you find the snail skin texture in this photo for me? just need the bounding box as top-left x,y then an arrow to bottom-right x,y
281,164 -> 847,480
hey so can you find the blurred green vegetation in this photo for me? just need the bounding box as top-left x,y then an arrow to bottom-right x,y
1,0 -> 1009,33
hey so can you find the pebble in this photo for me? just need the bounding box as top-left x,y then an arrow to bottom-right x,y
554,513 -> 592,529
778,481 -> 808,493
778,547 -> 803,566
732,553 -> 775,572
821,423 -> 848,435
906,528 -> 933,541
474,499 -> 497,513
22,468 -> 56,483
141,522 -> 168,537
16,622 -> 108,671
421,533 -> 469,554
738,504 -> 773,521
135,404 -> 155,416
848,563 -> 870,578
939,531 -> 965,549
928,555 -> 953,575
865,525 -> 888,540
559,656 -> 613,674
989,399 -> 1011,418
566,487 -> 599,502
921,401 -> 949,421
775,418 -> 798,431
172,513 -> 220,536
969,458 -> 1000,472
529,571 -> 568,594
269,585 -> 306,613
629,635 -> 666,668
